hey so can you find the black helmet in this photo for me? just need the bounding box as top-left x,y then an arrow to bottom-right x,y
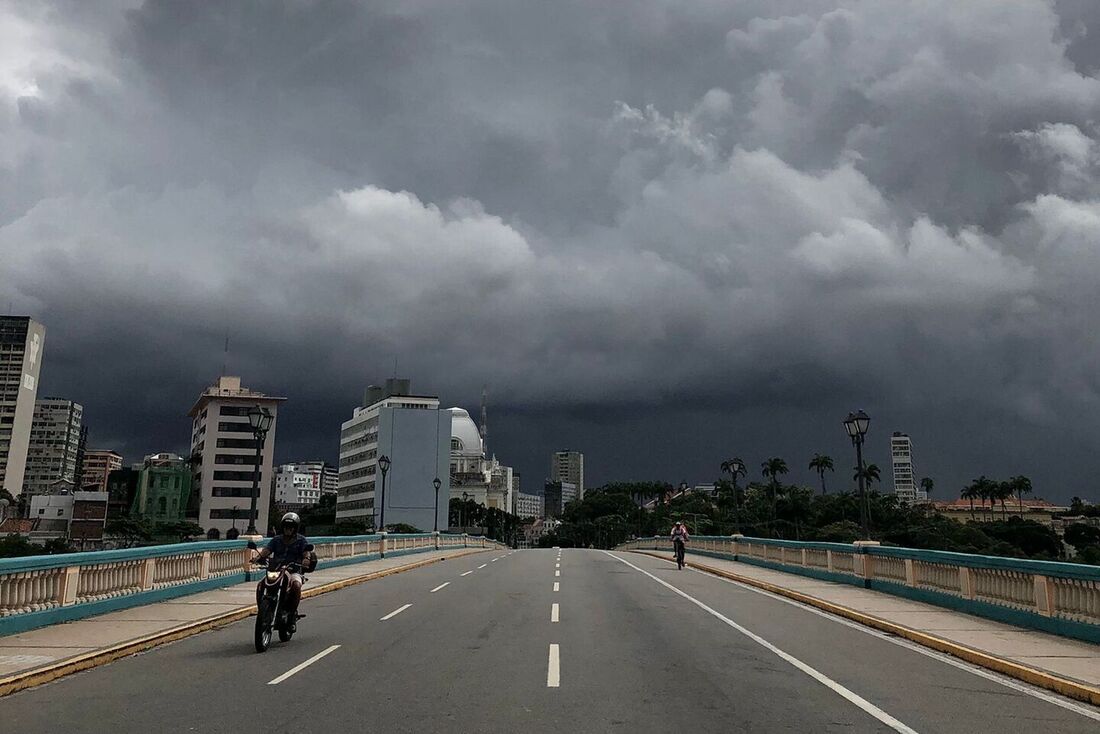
280,512 -> 300,531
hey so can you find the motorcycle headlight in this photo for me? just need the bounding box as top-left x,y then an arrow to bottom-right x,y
266,571 -> 280,582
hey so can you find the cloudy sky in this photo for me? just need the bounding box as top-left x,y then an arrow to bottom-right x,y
4,1 -> 1100,502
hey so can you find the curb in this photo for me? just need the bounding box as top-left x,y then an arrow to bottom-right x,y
0,548 -> 489,699
630,550 -> 1100,708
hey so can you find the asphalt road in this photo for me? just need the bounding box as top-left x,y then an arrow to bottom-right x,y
2,548 -> 1099,733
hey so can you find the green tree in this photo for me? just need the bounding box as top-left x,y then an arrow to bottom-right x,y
106,517 -> 155,547
761,458 -> 788,533
1010,475 -> 1032,514
1064,523 -> 1100,553
920,477 -> 934,499
808,454 -> 834,495
961,483 -> 978,520
854,463 -> 881,486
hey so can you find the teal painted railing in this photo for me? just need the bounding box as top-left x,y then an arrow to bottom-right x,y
0,532 -> 502,636
617,535 -> 1100,643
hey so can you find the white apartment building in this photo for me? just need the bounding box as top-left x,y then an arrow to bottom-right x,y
337,379 -> 451,531
891,432 -> 926,505
515,491 -> 543,520
552,450 -> 584,500
188,376 -> 285,536
273,463 -> 324,506
23,398 -> 84,499
0,316 -> 46,499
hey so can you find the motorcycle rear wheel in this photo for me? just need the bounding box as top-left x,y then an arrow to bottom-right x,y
255,597 -> 275,653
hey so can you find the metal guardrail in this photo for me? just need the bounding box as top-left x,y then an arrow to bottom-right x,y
617,535 -> 1100,643
0,532 -> 503,635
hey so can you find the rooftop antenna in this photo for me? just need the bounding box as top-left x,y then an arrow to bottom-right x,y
393,356 -> 398,379
221,332 -> 230,376
480,385 -> 489,456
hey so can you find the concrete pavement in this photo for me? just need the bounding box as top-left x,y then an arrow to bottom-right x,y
644,549 -> 1100,690
1,548 -> 1098,732
0,547 -> 490,683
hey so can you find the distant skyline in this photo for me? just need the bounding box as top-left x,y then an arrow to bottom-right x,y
5,1 -> 1100,505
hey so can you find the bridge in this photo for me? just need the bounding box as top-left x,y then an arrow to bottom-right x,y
1,534 -> 1099,731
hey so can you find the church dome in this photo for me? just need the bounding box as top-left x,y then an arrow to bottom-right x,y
448,408 -> 483,457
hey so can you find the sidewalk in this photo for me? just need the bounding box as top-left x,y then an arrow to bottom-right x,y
635,550 -> 1100,698
0,546 -> 489,690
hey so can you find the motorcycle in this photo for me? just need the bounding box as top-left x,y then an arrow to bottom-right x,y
247,540 -> 314,653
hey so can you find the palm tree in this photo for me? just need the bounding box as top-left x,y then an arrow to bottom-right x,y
972,476 -> 996,521
761,458 -> 788,531
1011,475 -> 1032,514
996,480 -> 1013,520
808,454 -> 834,495
920,477 -> 934,500
853,463 -> 882,487
961,483 -> 977,520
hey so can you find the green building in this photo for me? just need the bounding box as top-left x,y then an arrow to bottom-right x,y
130,453 -> 192,523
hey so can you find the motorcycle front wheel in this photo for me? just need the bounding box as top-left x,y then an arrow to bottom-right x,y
255,597 -> 275,653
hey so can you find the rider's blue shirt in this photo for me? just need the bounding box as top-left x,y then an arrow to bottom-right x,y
265,534 -> 309,565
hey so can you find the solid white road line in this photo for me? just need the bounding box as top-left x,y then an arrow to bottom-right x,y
478,564 -> 487,569
547,644 -> 560,688
380,603 -> 412,621
430,582 -> 450,593
551,603 -> 560,622
683,565 -> 1100,723
555,570 -> 560,577
606,552 -> 919,734
460,570 -> 474,577
553,582 -> 560,592
268,645 -> 341,685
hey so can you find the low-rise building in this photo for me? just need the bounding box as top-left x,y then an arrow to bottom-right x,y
80,449 -> 123,492
28,490 -> 108,544
133,453 -> 192,523
933,498 -> 1069,527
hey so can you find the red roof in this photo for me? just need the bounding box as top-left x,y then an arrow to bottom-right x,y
0,518 -> 35,534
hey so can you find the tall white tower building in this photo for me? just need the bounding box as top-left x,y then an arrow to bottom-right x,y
891,432 -> 926,504
0,316 -> 46,499
552,450 -> 585,500
188,376 -> 285,536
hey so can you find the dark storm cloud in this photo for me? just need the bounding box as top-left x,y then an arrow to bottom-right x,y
4,1 -> 1100,501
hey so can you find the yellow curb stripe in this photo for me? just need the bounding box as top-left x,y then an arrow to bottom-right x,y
630,550 -> 1100,708
0,549 -> 488,699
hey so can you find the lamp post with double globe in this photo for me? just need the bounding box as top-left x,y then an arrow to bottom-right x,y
843,410 -> 872,540
244,405 -> 273,537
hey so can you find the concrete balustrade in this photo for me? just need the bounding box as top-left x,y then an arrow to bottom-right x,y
617,535 -> 1100,643
0,533 -> 505,636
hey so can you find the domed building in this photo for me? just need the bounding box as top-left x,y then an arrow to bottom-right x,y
448,407 -> 514,516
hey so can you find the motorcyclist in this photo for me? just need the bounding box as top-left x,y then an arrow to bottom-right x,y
253,512 -> 316,632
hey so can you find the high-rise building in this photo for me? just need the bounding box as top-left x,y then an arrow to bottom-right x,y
273,463 -> 325,506
890,432 -> 925,504
543,480 -> 578,519
337,378 -> 451,532
448,407 -> 513,513
0,316 -> 46,499
81,449 -> 123,492
23,398 -> 84,499
515,491 -> 543,520
188,376 -> 285,537
551,450 -> 584,500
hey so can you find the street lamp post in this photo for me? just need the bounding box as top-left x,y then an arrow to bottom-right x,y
721,458 -> 745,535
245,405 -> 274,537
433,477 -> 442,532
377,455 -> 391,531
843,410 -> 871,540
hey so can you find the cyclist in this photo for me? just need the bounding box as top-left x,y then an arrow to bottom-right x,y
670,521 -> 690,569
